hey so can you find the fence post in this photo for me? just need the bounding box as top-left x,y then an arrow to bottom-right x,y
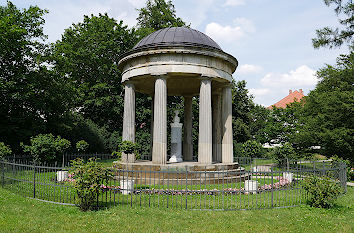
271,166 -> 274,208
33,161 -> 36,198
1,161 -> 4,188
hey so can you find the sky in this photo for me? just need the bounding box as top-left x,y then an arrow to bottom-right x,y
3,0 -> 348,106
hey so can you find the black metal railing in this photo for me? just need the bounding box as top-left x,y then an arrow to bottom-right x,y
0,159 -> 347,210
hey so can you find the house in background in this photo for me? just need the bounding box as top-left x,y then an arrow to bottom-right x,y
268,89 -> 305,109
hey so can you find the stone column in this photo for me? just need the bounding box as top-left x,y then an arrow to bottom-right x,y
183,96 -> 193,161
122,82 -> 136,163
212,92 -> 222,163
149,95 -> 154,160
198,78 -> 212,164
222,85 -> 233,164
152,76 -> 167,164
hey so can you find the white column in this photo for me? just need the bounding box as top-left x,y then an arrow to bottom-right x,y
122,82 -> 136,163
222,85 -> 233,163
183,96 -> 193,161
198,78 -> 212,164
152,77 -> 167,164
212,93 -> 222,163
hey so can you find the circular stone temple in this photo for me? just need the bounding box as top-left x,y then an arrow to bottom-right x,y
118,27 -> 238,165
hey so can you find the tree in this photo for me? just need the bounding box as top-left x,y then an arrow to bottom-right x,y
51,14 -> 138,133
0,2 -> 73,152
0,142 -> 12,159
22,133 -> 71,162
137,0 -> 186,31
312,0 -> 353,49
231,80 -> 254,143
294,53 -> 354,162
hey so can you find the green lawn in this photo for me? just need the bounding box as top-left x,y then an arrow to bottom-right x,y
0,187 -> 352,232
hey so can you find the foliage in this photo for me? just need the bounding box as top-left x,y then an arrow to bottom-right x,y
0,142 -> 12,159
114,140 -> 141,160
271,143 -> 298,165
231,80 -> 254,143
70,158 -> 110,211
294,53 -> 354,162
302,175 -> 342,208
136,0 -> 186,31
76,140 -> 89,153
240,140 -> 263,158
330,155 -> 353,181
312,0 -> 353,49
51,13 -> 138,133
0,2 -> 74,152
21,134 -> 71,162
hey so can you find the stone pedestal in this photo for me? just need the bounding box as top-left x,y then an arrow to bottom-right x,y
56,171 -> 68,182
283,172 -> 294,182
169,110 -> 183,163
121,179 -> 135,195
245,180 -> 258,194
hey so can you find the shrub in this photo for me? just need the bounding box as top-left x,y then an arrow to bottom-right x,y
302,176 -> 342,208
21,134 -> 71,162
70,158 -> 110,211
271,143 -> 298,166
241,140 -> 263,158
330,155 -> 352,181
0,142 -> 12,159
76,140 -> 89,153
113,140 -> 141,160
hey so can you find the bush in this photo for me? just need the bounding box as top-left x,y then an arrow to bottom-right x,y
0,142 -> 12,159
113,140 -> 140,160
302,176 -> 342,208
241,140 -> 263,158
330,155 -> 352,181
271,143 -> 298,166
70,158 -> 110,211
76,140 -> 89,153
21,134 -> 71,162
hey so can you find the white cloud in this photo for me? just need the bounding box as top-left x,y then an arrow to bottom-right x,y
233,17 -> 255,33
128,0 -> 145,8
205,18 -> 254,44
223,0 -> 245,7
177,0 -> 215,27
260,65 -> 317,88
237,64 -> 262,74
205,22 -> 244,43
249,88 -> 270,96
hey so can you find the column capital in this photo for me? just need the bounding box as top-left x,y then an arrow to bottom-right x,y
151,73 -> 168,79
200,75 -> 213,81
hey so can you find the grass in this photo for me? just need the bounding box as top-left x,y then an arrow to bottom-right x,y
0,187 -> 353,232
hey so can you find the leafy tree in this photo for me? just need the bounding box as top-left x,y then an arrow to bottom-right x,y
249,104 -> 271,144
241,140 -> 263,158
76,140 -> 89,153
312,0 -> 353,49
232,80 -> 254,143
137,0 -> 186,31
271,143 -> 298,166
51,13 -> 138,132
294,53 -> 353,162
0,142 -> 12,159
0,2 -> 46,150
21,133 -> 71,162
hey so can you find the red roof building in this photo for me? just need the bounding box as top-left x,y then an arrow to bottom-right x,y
268,89 -> 305,109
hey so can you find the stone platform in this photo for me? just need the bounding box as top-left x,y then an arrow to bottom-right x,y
113,161 -> 250,185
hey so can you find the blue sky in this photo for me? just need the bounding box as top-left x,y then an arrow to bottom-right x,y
4,0 -> 348,106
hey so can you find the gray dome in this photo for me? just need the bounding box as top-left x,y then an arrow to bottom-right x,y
133,27 -> 222,51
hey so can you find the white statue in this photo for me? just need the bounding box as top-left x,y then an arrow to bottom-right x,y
169,110 -> 183,163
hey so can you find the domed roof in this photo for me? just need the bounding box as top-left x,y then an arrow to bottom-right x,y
133,27 -> 222,51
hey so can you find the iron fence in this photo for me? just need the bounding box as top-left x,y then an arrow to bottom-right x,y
0,159 -> 347,210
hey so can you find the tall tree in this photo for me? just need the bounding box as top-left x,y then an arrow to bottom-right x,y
295,53 -> 354,161
312,0 -> 353,49
51,14 -> 138,133
0,2 -> 72,151
137,0 -> 186,31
